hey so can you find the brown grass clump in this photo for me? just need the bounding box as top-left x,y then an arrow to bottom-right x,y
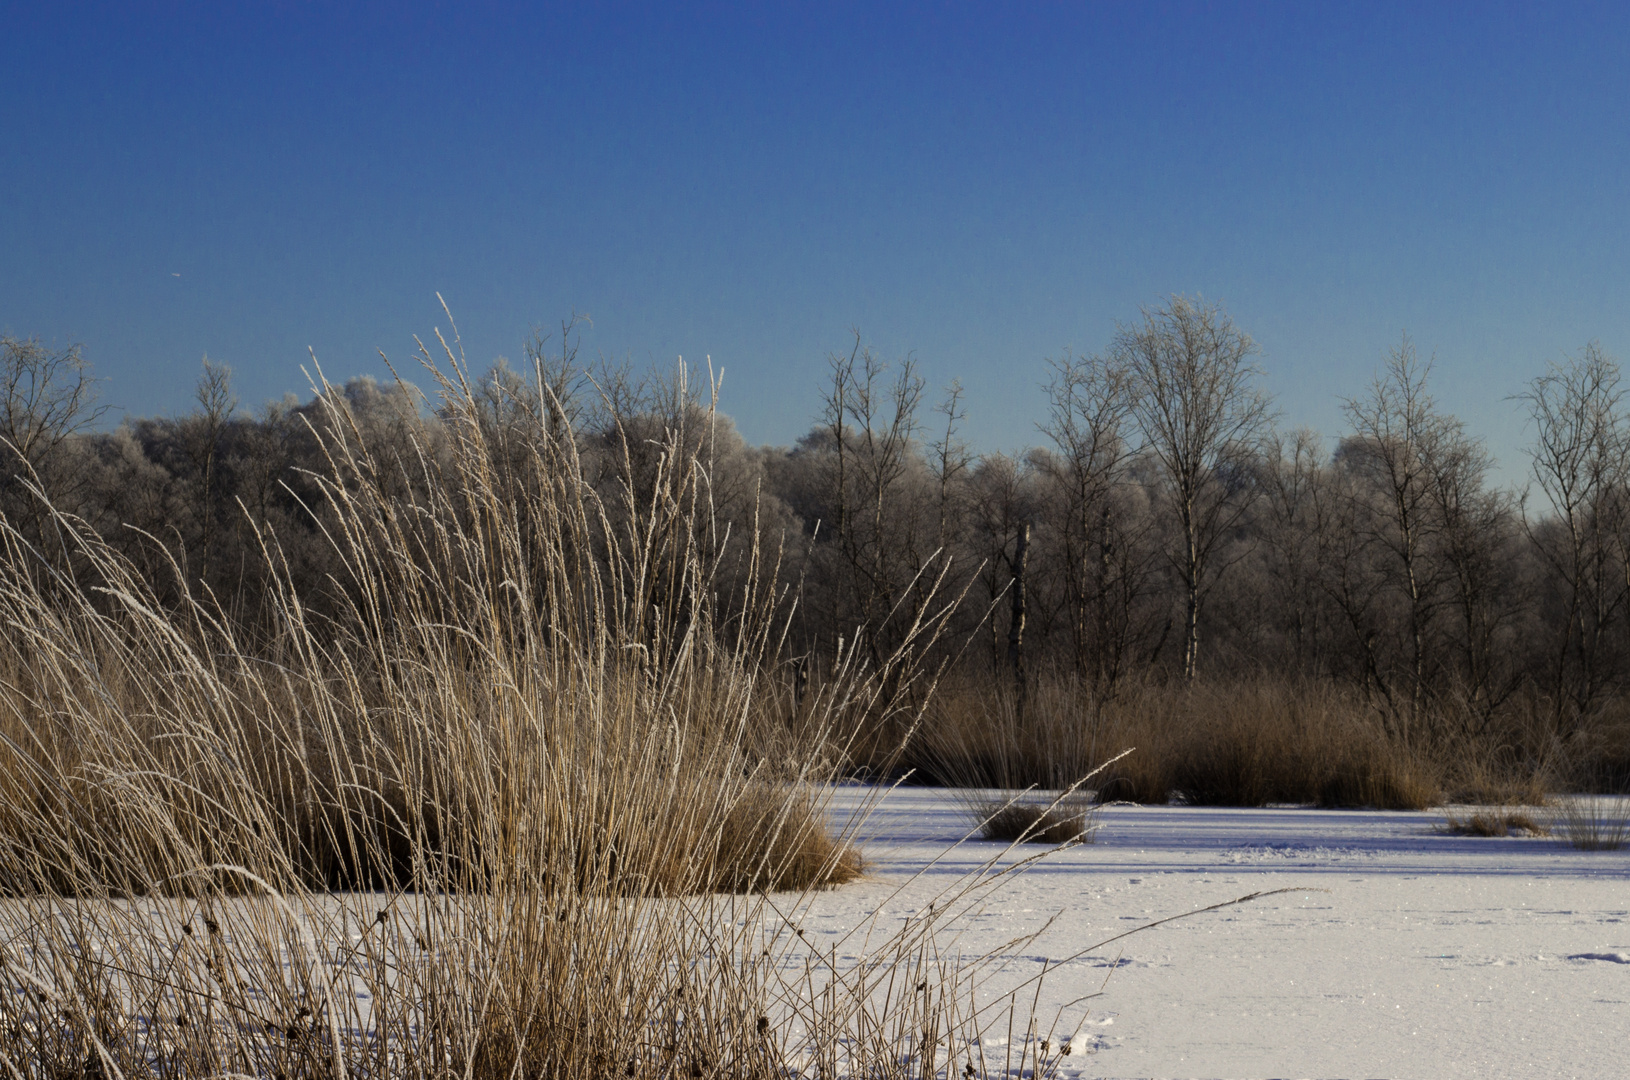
0,338 -> 996,1079
712,784 -> 866,891
1311,743 -> 1443,812
975,800 -> 1096,844
1439,748 -> 1555,807
1440,808 -> 1551,837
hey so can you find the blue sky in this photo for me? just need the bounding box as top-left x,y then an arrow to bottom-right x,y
4,2 -> 1628,478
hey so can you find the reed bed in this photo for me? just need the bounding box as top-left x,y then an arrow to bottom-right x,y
910,676 -> 1449,809
0,334 -> 1038,1078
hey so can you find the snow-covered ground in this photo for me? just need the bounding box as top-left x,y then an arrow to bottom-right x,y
10,790 -> 1623,1078
800,787 -> 1630,1080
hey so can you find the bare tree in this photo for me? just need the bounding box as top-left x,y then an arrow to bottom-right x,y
183,356 -> 237,585
1257,427 -> 1329,671
0,336 -> 109,558
1311,442 -> 1396,707
1426,413 -> 1521,737
527,314 -> 590,442
1117,296 -> 1273,680
1340,336 -> 1454,729
0,336 -> 107,494
1517,343 -> 1630,738
965,452 -> 1036,677
814,333 -> 929,668
1035,348 -> 1144,693
928,379 -> 971,559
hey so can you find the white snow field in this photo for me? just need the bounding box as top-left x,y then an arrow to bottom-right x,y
802,787 -> 1630,1080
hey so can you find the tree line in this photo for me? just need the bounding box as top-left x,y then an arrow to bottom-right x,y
6,298 -> 1630,758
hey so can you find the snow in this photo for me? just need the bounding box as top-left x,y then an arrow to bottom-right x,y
10,790 -> 1626,1079
797,787 -> 1630,1080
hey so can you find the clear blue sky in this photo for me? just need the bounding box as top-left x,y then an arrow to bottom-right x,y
5,2 -> 1628,478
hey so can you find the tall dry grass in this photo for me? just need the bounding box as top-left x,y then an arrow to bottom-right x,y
1551,795 -> 1630,850
0,334 -> 1007,1078
911,676 -> 1447,809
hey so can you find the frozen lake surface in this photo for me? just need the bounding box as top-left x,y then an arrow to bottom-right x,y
7,789 -> 1623,1079
801,787 -> 1630,1080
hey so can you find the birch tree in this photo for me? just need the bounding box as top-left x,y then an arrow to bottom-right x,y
1118,297 -> 1273,680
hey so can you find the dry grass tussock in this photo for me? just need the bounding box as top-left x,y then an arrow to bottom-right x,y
948,752 -> 1135,847
1439,809 -> 1551,837
974,798 -> 1096,845
1550,795 -> 1630,850
0,338 -> 1052,1078
912,676 -> 1446,809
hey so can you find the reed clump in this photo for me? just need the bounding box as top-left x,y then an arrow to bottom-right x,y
913,675 -> 1446,809
1551,795 -> 1630,850
974,798 -> 1096,845
0,334 -> 995,1078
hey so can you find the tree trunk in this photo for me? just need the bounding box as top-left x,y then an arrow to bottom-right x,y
1183,512 -> 1200,681
1007,522 -> 1030,709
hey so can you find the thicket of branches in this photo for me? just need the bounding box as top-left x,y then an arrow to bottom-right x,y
8,299 -> 1630,786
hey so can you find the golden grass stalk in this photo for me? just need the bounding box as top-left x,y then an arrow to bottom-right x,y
0,328 -> 994,1078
